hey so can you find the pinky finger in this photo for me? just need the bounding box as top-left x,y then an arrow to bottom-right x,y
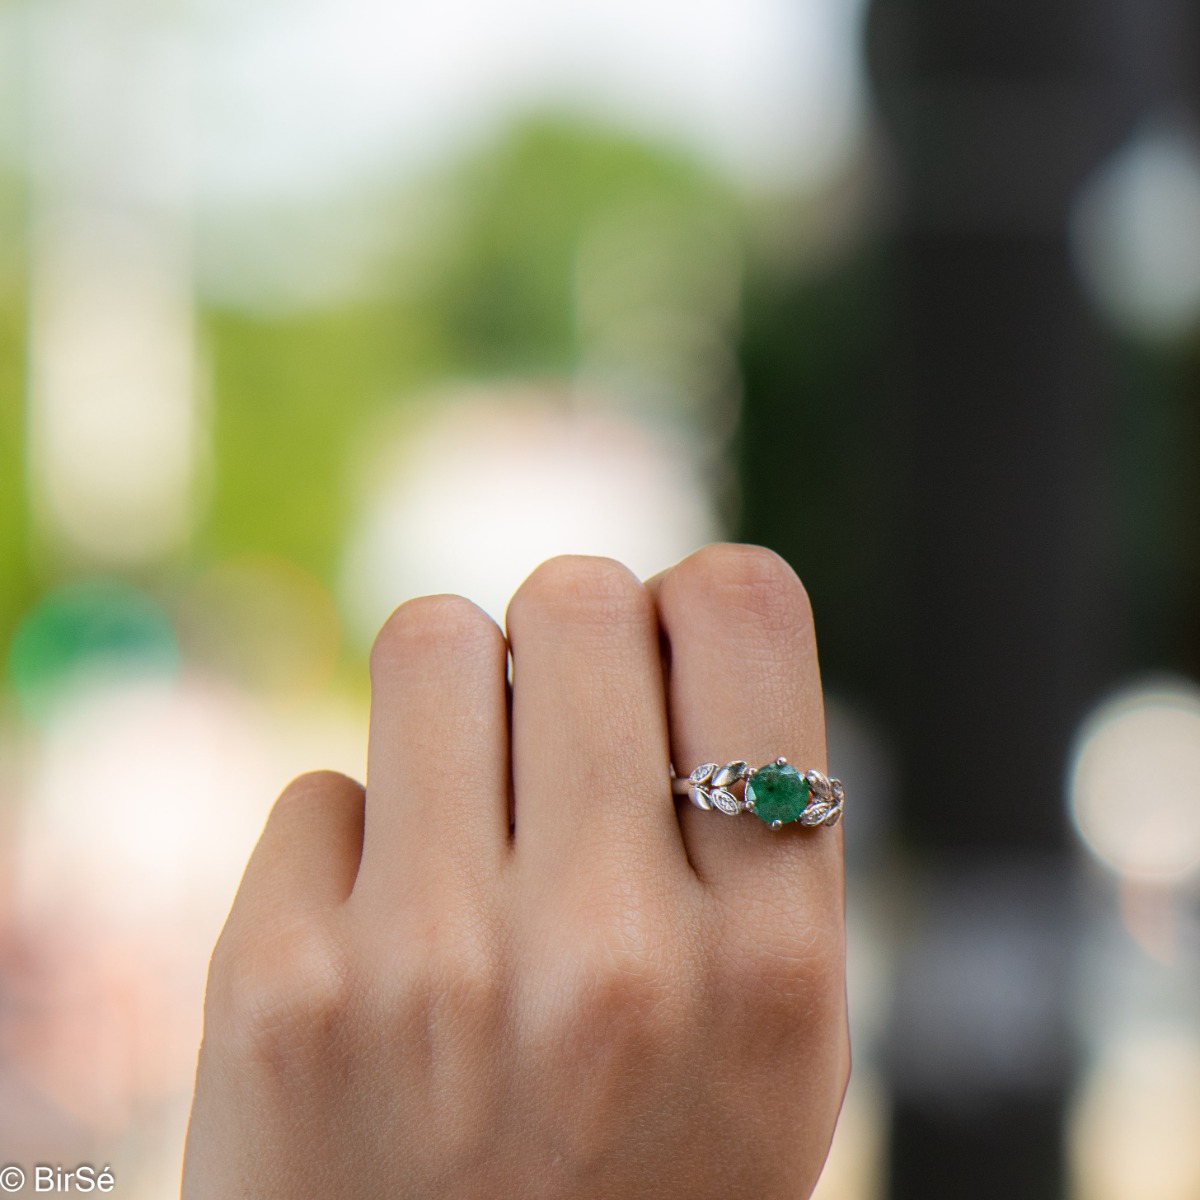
227,770 -> 365,927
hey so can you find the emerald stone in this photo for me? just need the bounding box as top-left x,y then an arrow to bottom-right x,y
745,763 -> 810,826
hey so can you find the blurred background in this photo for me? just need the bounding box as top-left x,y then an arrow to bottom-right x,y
1,0 -> 1199,1195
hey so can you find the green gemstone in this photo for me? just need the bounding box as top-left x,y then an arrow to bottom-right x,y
745,763 -> 810,826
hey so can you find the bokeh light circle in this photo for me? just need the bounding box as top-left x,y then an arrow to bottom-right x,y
16,670 -> 277,929
1070,120 -> 1200,342
5,578 -> 179,722
1070,1025 -> 1200,1200
175,554 -> 341,699
1068,679 -> 1200,884
340,390 -> 720,641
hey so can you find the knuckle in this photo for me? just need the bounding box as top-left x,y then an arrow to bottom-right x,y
385,918 -> 507,1029
508,555 -> 651,633
209,921 -> 352,1068
559,922 -> 684,1036
668,542 -> 812,634
590,947 -> 674,1021
568,950 -> 686,1064
427,943 -> 506,1025
370,594 -> 502,678
723,910 -> 845,1021
516,901 -> 699,1095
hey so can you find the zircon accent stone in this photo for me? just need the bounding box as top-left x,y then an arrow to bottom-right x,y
710,787 -> 740,815
744,762 -> 810,827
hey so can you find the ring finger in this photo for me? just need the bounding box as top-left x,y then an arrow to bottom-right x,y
649,542 -> 843,903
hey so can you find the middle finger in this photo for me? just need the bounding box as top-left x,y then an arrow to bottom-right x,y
506,556 -> 686,886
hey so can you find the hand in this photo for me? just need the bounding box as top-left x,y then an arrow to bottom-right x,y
182,544 -> 849,1198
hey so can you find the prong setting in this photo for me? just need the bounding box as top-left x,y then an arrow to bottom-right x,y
669,758 -> 844,828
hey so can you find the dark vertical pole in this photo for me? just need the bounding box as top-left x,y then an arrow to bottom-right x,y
862,2 -> 1143,1197
865,0 -> 1130,852
738,0 -> 1200,1193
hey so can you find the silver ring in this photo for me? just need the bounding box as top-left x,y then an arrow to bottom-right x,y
669,757 -> 844,830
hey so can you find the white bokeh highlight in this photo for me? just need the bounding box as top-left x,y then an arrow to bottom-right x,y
25,3 -> 203,564
1071,119 -> 1200,342
1071,1025 -> 1200,1200
1068,679 -> 1200,884
196,0 -> 867,204
340,391 -> 720,640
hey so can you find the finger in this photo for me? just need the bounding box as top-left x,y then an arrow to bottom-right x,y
229,770 -> 365,924
356,595 -> 511,910
649,543 -> 843,901
506,555 -> 685,884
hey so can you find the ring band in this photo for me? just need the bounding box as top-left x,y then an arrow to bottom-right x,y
669,757 -> 844,830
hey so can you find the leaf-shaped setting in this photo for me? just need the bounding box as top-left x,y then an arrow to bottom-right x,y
800,803 -> 831,826
831,779 -> 846,804
712,761 -> 748,788
688,785 -> 714,811
823,806 -> 843,828
805,769 -> 832,801
710,787 -> 741,815
689,763 -> 718,785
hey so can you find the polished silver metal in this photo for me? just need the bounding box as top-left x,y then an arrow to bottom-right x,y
668,757 -> 845,829
712,761 -> 747,787
796,769 -> 844,827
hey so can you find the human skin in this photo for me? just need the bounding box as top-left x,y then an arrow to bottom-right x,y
182,543 -> 849,1198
